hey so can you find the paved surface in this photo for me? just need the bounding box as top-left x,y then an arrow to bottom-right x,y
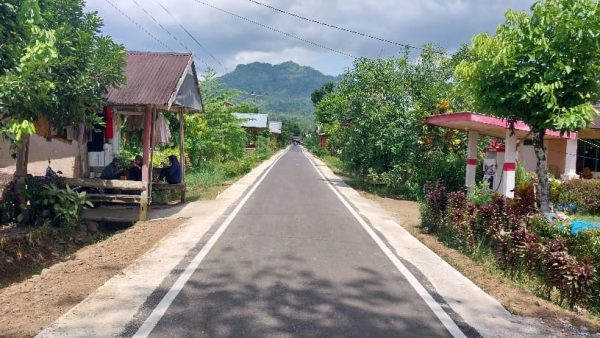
133,146 -> 460,337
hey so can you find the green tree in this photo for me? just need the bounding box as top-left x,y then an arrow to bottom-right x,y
310,81 -> 335,106
456,0 -> 600,212
186,69 -> 247,167
315,46 -> 472,199
0,0 -> 125,175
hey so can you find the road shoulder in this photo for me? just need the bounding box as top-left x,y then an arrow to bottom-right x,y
36,149 -> 286,338
305,150 -> 553,337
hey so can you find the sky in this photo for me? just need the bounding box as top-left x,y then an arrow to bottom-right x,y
85,0 -> 537,76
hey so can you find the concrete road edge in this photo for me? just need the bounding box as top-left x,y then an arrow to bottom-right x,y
304,149 -> 551,338
37,149 -> 288,338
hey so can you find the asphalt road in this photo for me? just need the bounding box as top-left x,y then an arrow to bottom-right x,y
136,146 -> 460,337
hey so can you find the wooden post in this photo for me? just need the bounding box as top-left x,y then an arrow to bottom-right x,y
140,105 -> 152,221
148,108 -> 157,205
178,110 -> 186,203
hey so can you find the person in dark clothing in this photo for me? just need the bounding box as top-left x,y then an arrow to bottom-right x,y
158,155 -> 182,184
100,158 -> 124,180
127,155 -> 143,181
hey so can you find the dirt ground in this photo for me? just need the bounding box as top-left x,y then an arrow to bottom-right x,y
0,218 -> 186,338
361,192 -> 600,334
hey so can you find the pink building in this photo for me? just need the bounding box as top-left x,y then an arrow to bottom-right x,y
426,112 -> 578,198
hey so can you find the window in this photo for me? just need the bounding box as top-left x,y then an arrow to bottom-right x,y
577,139 -> 600,172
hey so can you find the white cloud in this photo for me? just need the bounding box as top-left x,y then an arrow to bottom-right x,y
85,0 -> 536,75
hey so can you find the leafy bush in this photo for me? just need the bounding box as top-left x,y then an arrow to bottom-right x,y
468,181 -> 494,206
421,181 -> 597,310
515,163 -> 534,188
35,184 -> 92,230
559,179 -> 600,212
422,181 -> 448,232
568,229 -> 600,309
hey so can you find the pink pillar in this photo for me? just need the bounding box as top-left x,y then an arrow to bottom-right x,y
142,105 -> 152,184
502,129 -> 517,198
465,131 -> 479,190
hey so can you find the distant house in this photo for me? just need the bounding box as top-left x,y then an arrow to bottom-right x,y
234,113 -> 269,135
269,121 -> 282,142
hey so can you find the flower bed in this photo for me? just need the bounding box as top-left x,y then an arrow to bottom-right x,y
421,181 -> 598,311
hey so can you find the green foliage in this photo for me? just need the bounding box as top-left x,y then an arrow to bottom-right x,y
0,0 -> 125,132
311,81 -> 335,107
184,69 -> 248,168
314,46 -> 472,200
422,182 -> 596,309
38,184 -> 92,231
515,163 -> 534,188
220,61 -> 338,116
559,179 -> 600,212
456,0 -> 600,133
456,0 -> 600,211
468,181 -> 494,207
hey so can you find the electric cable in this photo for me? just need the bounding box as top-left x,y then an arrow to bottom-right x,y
104,0 -> 172,51
153,0 -> 225,70
191,0 -> 356,59
130,0 -> 212,70
245,0 -> 447,56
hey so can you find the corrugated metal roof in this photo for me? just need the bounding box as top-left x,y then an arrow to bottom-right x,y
269,121 -> 282,134
106,51 -> 201,110
234,113 -> 268,129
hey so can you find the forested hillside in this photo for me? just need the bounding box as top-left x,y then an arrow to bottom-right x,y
219,61 -> 338,117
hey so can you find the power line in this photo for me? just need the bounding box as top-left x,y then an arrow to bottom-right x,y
153,0 -> 225,71
245,0 -> 446,56
104,0 -> 172,51
191,0 -> 356,59
130,0 -> 212,70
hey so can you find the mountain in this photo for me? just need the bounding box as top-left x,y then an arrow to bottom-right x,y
219,61 -> 338,117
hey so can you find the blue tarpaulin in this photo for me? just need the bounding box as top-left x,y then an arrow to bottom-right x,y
571,220 -> 600,235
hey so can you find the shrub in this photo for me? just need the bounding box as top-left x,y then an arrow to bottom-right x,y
36,184 -> 92,231
543,239 -> 595,308
559,179 -> 600,213
568,229 -> 600,309
515,163 -> 534,188
422,181 -> 448,231
468,181 -> 494,207
447,190 -> 477,250
527,214 -> 569,243
512,182 -> 537,218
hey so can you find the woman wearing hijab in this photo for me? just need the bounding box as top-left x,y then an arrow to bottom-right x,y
158,155 -> 182,184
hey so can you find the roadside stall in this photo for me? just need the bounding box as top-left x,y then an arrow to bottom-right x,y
65,51 -> 203,221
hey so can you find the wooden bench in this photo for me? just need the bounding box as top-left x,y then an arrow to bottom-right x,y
152,183 -> 185,204
62,178 -> 149,221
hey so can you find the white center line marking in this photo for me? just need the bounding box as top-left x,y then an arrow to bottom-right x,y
303,149 -> 467,338
133,150 -> 286,338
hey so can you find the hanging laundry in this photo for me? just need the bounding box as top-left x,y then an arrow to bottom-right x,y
126,115 -> 144,132
154,113 -> 172,145
104,106 -> 114,140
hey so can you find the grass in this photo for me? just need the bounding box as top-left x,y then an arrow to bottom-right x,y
572,212 -> 600,224
184,149 -> 275,202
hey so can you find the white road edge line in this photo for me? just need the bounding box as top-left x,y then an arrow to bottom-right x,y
133,150 -> 286,338
303,149 -> 467,338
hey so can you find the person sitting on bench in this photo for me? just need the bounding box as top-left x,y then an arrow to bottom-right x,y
158,155 -> 182,184
127,155 -> 143,181
100,158 -> 124,180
